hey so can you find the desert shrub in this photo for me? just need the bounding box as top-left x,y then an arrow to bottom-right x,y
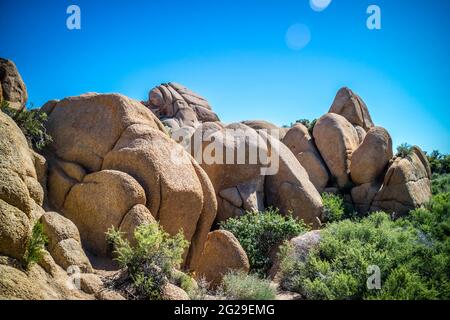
321,193 -> 345,222
24,222 -> 48,268
396,143 -> 413,158
431,173 -> 450,195
295,118 -> 317,134
279,209 -> 450,300
219,271 -> 276,300
220,208 -> 308,274
427,150 -> 450,175
106,223 -> 189,300
0,99 -> 52,150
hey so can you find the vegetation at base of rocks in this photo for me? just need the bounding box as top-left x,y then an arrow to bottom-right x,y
106,223 -> 189,300
0,99 -> 52,150
321,193 -> 346,223
396,143 -> 414,158
220,208 -> 308,275
171,270 -> 202,299
432,173 -> 450,194
427,150 -> 450,175
24,222 -> 48,268
279,192 -> 450,300
218,271 -> 276,300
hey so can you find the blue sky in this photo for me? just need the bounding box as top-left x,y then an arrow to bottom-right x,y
1,0 -> 449,152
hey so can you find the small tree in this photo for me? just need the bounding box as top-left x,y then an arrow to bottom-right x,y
106,223 -> 189,300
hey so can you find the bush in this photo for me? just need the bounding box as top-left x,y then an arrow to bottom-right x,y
106,223 -> 189,300
220,208 -> 308,274
24,222 -> 48,268
321,193 -> 345,222
427,150 -> 450,175
279,209 -> 450,300
219,271 -> 276,300
396,143 -> 413,158
431,173 -> 450,195
0,99 -> 52,150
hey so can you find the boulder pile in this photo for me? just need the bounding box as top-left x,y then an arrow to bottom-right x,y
0,59 -> 433,300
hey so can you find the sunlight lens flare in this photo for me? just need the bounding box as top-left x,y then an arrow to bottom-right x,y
310,0 -> 332,12
285,23 -> 311,50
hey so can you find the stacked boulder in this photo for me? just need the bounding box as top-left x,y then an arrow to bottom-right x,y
145,82 -> 220,130
42,93 -> 218,270
283,87 -> 432,216
189,122 -> 324,228
0,109 -> 102,300
0,58 -> 28,110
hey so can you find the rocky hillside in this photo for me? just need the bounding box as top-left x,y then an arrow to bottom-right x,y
0,58 -> 433,300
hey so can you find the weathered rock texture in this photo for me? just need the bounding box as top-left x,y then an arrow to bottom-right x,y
313,113 -> 360,188
0,58 -> 28,110
195,230 -> 250,288
370,146 -> 432,216
146,82 -> 219,129
282,123 -> 329,191
43,93 -> 217,270
350,127 -> 393,185
329,87 -> 374,131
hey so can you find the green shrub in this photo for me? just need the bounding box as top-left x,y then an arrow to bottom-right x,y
396,143 -> 413,158
431,173 -> 450,195
24,222 -> 48,268
0,99 -> 52,150
295,118 -> 317,134
106,223 -> 189,300
220,208 -> 308,274
427,150 -> 450,175
219,272 -> 276,300
321,193 -> 345,222
279,209 -> 450,300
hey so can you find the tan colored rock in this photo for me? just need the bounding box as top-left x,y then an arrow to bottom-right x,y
282,123 -> 329,191
196,230 -> 250,288
147,82 -> 219,128
329,87 -> 374,131
270,230 -> 321,279
119,204 -> 156,247
41,211 -> 81,251
354,126 -> 367,144
64,170 -> 146,255
261,131 -> 323,228
0,58 -> 27,110
313,113 -> 360,188
0,199 -> 31,260
23,176 -> 44,206
351,182 -> 381,214
219,187 -> 243,208
237,178 -> 264,212
102,124 -> 215,267
0,168 -> 33,216
95,290 -> 126,300
50,238 -> 92,273
350,127 -> 393,185
45,93 -> 165,172
162,283 -> 190,300
371,146 -> 432,216
79,273 -> 104,294
242,120 -> 286,140
44,93 -> 217,271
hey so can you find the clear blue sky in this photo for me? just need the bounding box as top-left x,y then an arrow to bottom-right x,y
1,0 -> 449,152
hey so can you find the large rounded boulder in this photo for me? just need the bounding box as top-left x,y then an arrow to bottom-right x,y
44,93 -> 217,269
313,113 -> 360,188
282,123 -> 329,191
350,127 -> 393,185
370,146 -> 432,216
329,87 -> 374,131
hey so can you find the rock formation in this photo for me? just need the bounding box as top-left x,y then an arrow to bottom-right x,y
146,82 -> 220,130
43,93 -> 217,270
0,58 -> 28,110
